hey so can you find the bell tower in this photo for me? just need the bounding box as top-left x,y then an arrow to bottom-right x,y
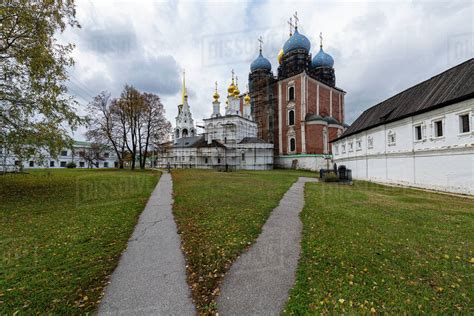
174,70 -> 195,141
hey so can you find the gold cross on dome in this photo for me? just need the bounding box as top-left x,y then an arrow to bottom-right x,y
293,11 -> 299,28
231,69 -> 234,83
258,36 -> 263,51
287,17 -> 293,36
320,32 -> 323,48
215,81 -> 218,92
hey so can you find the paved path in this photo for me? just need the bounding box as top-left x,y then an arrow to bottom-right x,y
99,172 -> 195,316
217,177 -> 318,316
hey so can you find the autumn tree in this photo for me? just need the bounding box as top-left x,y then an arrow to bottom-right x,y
87,86 -> 171,170
86,92 -> 127,168
138,93 -> 171,169
1,0 -> 83,159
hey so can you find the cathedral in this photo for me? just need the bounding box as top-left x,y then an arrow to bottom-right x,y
248,14 -> 348,170
155,71 -> 274,170
157,14 -> 348,171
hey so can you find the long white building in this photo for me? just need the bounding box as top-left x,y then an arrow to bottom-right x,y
1,141 -> 118,172
332,59 -> 474,195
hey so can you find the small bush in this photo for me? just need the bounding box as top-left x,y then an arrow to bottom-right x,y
66,162 -> 77,168
322,173 -> 338,182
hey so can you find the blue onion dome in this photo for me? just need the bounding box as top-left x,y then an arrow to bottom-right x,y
250,51 -> 272,72
283,28 -> 311,54
312,47 -> 334,68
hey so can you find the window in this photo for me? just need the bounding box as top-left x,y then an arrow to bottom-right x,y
104,152 -> 110,158
29,161 -> 34,167
15,160 -> 20,166
334,145 -> 339,155
348,142 -> 353,152
60,161 -> 66,167
241,153 -> 245,161
288,86 -> 295,101
459,114 -> 470,133
342,144 -> 346,153
290,138 -> 296,152
414,125 -> 423,141
217,158 -> 221,164
61,150 -> 68,156
79,161 -> 85,168
434,120 -> 443,137
356,140 -> 362,150
205,158 -> 208,164
388,131 -> 396,145
288,110 -> 295,126
367,136 -> 373,149
103,162 -> 109,168
50,161 -> 55,167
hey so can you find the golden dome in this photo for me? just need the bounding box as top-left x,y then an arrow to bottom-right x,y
213,81 -> 220,101
277,48 -> 284,64
233,85 -> 240,97
227,83 -> 235,95
244,93 -> 251,104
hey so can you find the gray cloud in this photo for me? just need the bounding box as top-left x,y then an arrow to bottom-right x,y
110,55 -> 181,96
62,0 -> 472,137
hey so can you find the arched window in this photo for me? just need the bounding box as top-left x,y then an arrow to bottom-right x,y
288,110 -> 295,126
290,138 -> 296,152
182,129 -> 188,137
288,86 -> 295,101
175,129 -> 180,140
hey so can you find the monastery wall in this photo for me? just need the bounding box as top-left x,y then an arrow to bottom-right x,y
332,99 -> 474,195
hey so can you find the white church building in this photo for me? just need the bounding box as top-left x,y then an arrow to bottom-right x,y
332,59 -> 474,195
156,72 -> 274,170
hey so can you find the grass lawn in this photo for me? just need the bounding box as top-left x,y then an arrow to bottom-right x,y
285,181 -> 474,314
172,168 -> 317,313
0,169 -> 160,314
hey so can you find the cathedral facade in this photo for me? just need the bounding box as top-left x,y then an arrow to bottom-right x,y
155,73 -> 274,170
248,18 -> 348,170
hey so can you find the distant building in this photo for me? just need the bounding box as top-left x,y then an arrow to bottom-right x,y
1,141 -> 118,172
155,73 -> 274,170
331,59 -> 474,195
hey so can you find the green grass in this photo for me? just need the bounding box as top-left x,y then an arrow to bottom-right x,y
284,181 -> 474,314
172,168 -> 317,313
0,169 -> 160,314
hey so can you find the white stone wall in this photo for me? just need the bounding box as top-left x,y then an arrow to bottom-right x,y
332,99 -> 474,195
155,144 -> 273,170
274,155 -> 331,171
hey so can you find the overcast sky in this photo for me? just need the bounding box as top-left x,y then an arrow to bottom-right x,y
62,0 -> 473,140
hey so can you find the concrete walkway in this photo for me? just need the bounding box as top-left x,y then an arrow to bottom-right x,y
99,172 -> 195,316
217,177 -> 318,316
